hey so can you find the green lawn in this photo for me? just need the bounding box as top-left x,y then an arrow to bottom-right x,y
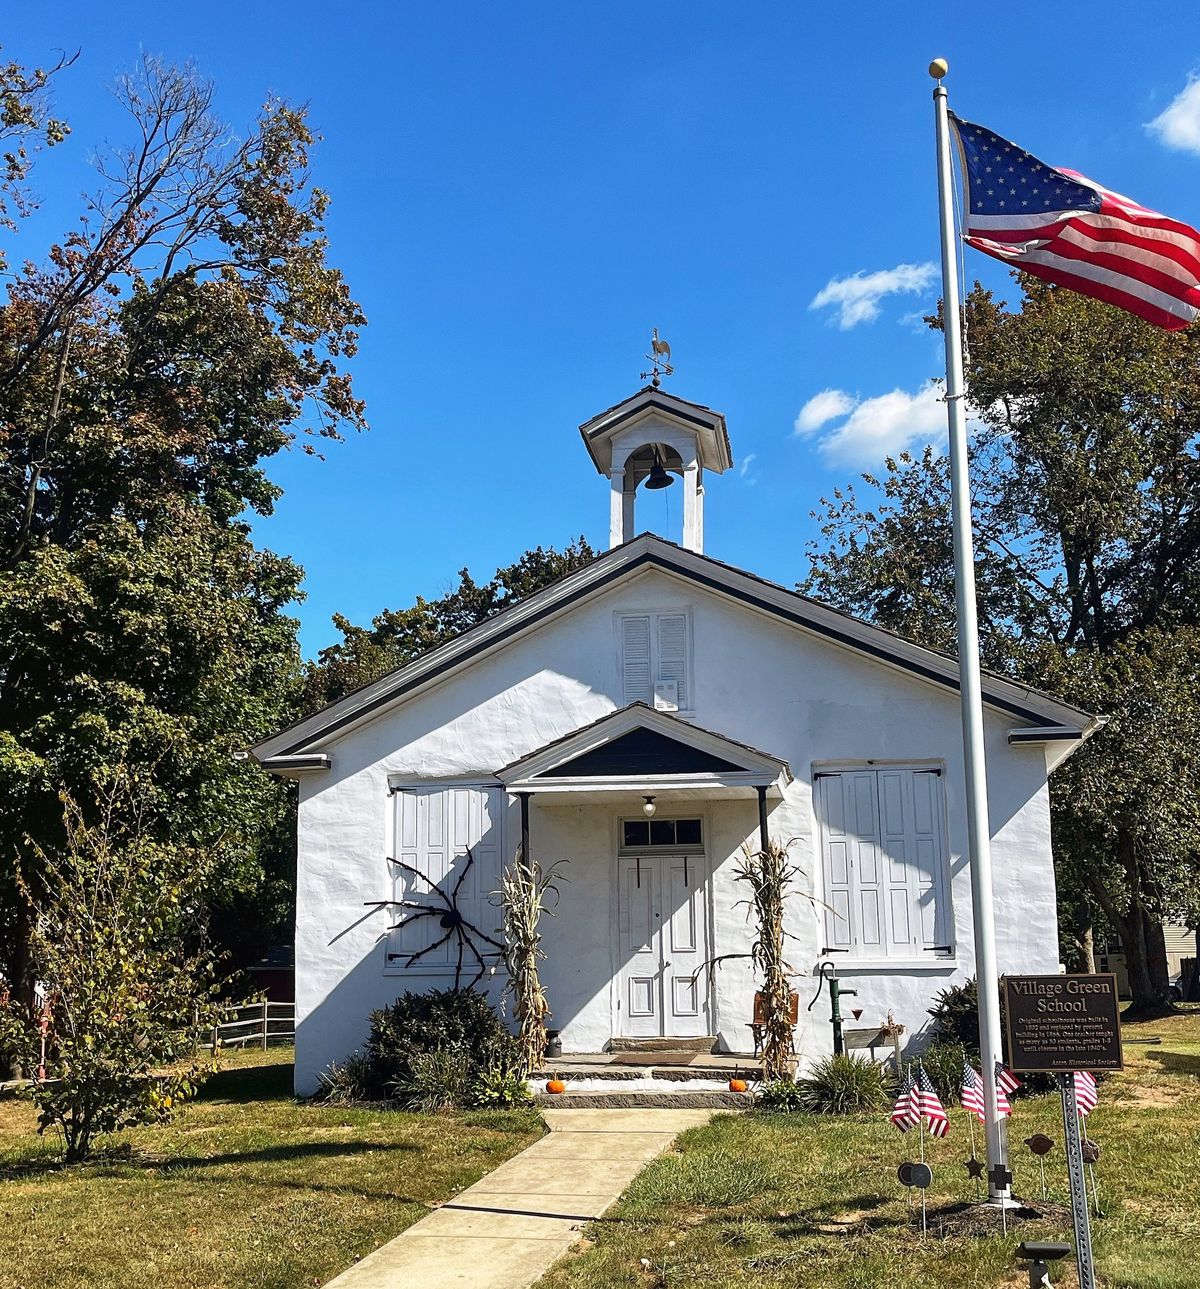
535,1009 -> 1200,1289
0,1046 -> 543,1289
3,1018 -> 1197,1289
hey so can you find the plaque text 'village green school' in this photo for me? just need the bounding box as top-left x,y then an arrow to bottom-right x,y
1003,974 -> 1123,1072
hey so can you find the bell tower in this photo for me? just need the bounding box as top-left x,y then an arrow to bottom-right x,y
578,384 -> 732,554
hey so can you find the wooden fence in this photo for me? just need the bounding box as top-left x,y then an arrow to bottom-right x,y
201,1000 -> 295,1053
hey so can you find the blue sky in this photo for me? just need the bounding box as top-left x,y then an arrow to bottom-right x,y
8,4 -> 1200,656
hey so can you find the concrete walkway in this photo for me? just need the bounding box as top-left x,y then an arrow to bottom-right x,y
323,1108 -> 712,1289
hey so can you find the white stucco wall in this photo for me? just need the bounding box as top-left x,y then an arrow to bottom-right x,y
290,567 -> 1060,1094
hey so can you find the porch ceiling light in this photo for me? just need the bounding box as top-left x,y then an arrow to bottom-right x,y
642,795 -> 657,818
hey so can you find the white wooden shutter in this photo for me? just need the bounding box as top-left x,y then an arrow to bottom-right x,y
656,614 -> 689,710
818,768 -> 949,958
818,772 -> 885,953
907,770 -> 949,948
621,614 -> 653,705
388,785 -> 504,972
877,769 -> 922,953
817,775 -> 854,950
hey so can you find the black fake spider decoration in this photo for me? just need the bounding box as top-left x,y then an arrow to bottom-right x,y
374,846 -> 505,991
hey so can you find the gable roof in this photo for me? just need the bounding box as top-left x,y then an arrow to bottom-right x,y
498,702 -> 792,794
253,533 -> 1099,765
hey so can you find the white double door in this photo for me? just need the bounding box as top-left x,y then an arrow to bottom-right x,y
616,853 -> 711,1038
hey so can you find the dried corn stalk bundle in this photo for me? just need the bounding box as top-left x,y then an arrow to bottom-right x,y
736,838 -> 799,1082
499,850 -> 568,1077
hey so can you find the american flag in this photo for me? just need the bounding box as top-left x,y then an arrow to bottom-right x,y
961,1062 -> 986,1121
960,1061 -> 1012,1120
916,1066 -> 950,1138
951,115 -> 1200,332
891,1067 -> 919,1132
996,1062 -> 1021,1098
1074,1070 -> 1099,1116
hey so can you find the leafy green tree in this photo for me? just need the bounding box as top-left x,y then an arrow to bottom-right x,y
304,539 -> 597,710
3,778 -> 218,1163
0,54 -> 365,1032
0,45 -> 73,268
804,277 -> 1200,1015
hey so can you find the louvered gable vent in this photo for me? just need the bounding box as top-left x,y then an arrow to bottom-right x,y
622,615 -> 653,705
619,610 -> 692,711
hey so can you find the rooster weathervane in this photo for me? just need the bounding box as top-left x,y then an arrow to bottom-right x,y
640,328 -> 674,388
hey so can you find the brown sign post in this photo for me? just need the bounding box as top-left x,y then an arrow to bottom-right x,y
1003,973 -> 1123,1073
1003,973 -> 1122,1289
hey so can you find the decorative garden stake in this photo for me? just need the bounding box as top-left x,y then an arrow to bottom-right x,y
1024,1133 -> 1055,1201
881,1011 -> 906,1077
378,845 -> 505,990
499,849 -> 569,1077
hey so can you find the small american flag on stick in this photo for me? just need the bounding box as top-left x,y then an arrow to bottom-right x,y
961,1062 -> 986,1122
996,1062 -> 1020,1096
891,1067 -> 919,1132
1074,1070 -> 1099,1116
916,1066 -> 950,1138
951,115 -> 1200,331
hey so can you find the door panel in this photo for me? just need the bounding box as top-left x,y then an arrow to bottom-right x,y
617,853 -> 711,1039
618,858 -> 662,1037
664,857 -> 709,1036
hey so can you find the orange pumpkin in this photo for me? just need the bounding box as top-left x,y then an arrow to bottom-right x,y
546,1078 -> 566,1095
729,1078 -> 748,1094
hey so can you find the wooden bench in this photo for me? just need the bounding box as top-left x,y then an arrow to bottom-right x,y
748,990 -> 799,1058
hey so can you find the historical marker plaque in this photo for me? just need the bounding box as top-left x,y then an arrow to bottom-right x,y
1003,973 -> 1123,1073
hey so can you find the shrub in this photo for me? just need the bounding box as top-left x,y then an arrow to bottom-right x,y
315,1051 -> 375,1105
10,782 -> 218,1163
927,979 -> 1057,1095
928,978 -> 988,1048
919,1039 -> 967,1106
754,1079 -> 807,1113
793,1054 -> 893,1114
470,1063 -> 534,1109
359,988 -> 521,1108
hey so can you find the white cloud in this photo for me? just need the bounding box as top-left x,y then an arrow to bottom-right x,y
738,452 -> 757,480
794,381 -> 954,467
794,388 -> 856,434
809,262 -> 938,329
1147,76 -> 1200,156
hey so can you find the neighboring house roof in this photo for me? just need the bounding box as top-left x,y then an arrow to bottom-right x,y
253,533 -> 1100,767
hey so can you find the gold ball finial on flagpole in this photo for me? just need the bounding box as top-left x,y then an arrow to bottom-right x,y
928,58 -> 949,80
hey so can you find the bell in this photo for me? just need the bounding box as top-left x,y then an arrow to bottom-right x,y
644,455 -> 674,490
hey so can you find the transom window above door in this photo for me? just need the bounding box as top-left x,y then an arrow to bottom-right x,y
621,817 -> 703,851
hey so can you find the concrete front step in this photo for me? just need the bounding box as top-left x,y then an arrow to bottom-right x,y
535,1088 -> 751,1109
608,1036 -> 717,1053
533,1063 -> 762,1083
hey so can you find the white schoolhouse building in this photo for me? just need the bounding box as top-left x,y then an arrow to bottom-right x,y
254,385 -> 1099,1095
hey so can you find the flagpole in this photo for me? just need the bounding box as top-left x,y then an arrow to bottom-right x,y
929,57 -> 1010,1207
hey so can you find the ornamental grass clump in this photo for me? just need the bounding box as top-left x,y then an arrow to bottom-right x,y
793,1054 -> 893,1115
498,850 -> 568,1076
